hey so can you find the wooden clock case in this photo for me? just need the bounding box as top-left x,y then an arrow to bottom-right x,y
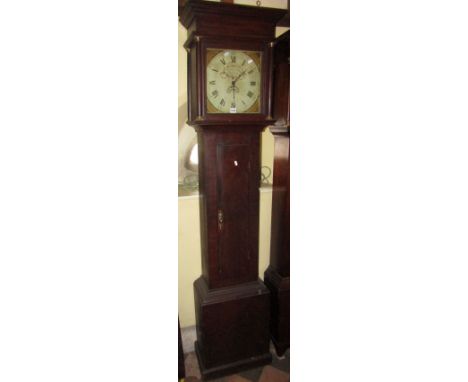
180,1 -> 286,380
182,3 -> 282,126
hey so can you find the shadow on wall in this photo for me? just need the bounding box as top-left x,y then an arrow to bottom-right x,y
178,102 -> 198,187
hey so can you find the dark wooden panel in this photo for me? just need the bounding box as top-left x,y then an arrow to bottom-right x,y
178,0 -> 186,17
216,143 -> 250,281
197,126 -> 262,289
269,135 -> 290,275
180,1 -> 285,39
272,31 -> 290,128
194,277 -> 271,379
178,318 -> 185,379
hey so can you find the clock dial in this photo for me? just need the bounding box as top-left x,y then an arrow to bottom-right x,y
206,50 -> 261,113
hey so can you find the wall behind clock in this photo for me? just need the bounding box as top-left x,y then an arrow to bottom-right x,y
177,18 -> 289,328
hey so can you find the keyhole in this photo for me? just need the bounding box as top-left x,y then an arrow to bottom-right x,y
234,160 -> 238,166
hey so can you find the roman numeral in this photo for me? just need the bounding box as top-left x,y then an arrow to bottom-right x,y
241,100 -> 246,105
211,90 -> 218,98
231,56 -> 236,63
248,69 -> 254,74
209,80 -> 216,85
247,91 -> 254,98
250,81 -> 256,86
220,57 -> 226,65
211,67 -> 218,72
231,102 -> 236,108
220,98 -> 225,106
242,59 -> 246,66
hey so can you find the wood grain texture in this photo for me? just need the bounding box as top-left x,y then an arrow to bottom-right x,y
180,1 -> 285,38
196,125 -> 263,289
194,277 -> 271,380
178,0 -> 186,17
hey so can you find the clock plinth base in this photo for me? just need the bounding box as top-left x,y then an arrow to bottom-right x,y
193,277 -> 272,380
195,341 -> 272,381
264,266 -> 290,357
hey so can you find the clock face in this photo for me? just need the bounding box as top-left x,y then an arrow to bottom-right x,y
206,49 -> 261,114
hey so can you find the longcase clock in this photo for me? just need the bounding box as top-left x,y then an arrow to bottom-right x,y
180,1 -> 286,379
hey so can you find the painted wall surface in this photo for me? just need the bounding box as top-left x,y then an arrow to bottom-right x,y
178,24 -> 187,110
178,3 -> 288,327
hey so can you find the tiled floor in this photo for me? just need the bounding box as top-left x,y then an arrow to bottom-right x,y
181,344 -> 289,382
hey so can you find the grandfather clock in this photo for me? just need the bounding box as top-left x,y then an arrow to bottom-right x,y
180,1 -> 286,379
264,30 -> 290,357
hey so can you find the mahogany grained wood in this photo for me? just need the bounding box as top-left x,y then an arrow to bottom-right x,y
263,268 -> 289,356
179,0 -> 288,27
180,1 -> 284,39
194,277 -> 271,380
271,31 -> 290,129
264,30 -> 290,357
180,1 -> 286,378
178,0 -> 186,17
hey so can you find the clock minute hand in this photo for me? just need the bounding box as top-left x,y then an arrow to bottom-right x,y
232,70 -> 247,84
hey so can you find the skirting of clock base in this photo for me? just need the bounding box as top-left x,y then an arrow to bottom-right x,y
264,266 -> 290,357
193,277 -> 272,380
195,340 -> 271,380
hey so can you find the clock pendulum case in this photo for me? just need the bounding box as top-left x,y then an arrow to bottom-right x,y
180,1 -> 286,379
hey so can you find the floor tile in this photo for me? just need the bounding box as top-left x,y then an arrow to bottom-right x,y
184,352 -> 201,380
